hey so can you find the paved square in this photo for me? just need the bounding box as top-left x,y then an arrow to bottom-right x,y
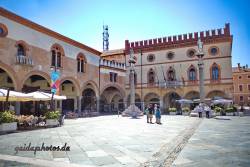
0,115 -> 249,167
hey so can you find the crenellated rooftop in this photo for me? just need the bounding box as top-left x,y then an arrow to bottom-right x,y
125,23 -> 232,54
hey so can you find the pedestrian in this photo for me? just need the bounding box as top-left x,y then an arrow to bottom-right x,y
148,104 -> 154,124
145,104 -> 150,123
155,105 -> 162,124
198,103 -> 203,118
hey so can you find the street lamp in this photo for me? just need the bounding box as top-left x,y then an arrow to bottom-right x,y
196,38 -> 205,105
50,66 -> 60,112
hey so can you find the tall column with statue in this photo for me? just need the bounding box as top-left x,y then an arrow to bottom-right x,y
122,48 -> 143,118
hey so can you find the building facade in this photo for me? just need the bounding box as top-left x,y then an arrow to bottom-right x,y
1,7 -> 234,115
0,7 -> 126,115
233,64 -> 250,106
124,24 -> 233,112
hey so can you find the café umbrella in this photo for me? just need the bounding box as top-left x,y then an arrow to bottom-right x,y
0,88 -> 33,102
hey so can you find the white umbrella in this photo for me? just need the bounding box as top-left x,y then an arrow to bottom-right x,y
26,91 -> 51,101
193,98 -> 212,103
176,99 -> 193,104
27,91 -> 67,101
0,89 -> 33,101
212,99 -> 233,105
39,91 -> 67,100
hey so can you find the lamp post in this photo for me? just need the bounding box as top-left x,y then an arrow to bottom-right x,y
196,38 -> 205,104
50,66 -> 60,112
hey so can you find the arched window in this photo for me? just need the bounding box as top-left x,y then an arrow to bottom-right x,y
17,44 -> 25,56
188,65 -> 197,81
148,69 -> 155,84
77,53 -> 87,73
167,67 -> 175,81
51,44 -> 64,68
211,63 -> 220,81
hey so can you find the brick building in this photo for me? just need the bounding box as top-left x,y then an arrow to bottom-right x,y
233,64 -> 250,106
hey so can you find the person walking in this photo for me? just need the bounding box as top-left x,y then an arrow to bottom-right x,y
148,104 -> 154,124
155,105 -> 162,124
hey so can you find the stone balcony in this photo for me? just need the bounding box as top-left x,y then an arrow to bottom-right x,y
16,55 -> 33,66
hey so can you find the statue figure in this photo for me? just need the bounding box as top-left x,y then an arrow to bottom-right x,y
197,38 -> 203,53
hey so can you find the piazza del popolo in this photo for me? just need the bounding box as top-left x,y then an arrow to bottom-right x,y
0,7 -> 233,115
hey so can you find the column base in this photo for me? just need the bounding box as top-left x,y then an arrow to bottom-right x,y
122,104 -> 143,118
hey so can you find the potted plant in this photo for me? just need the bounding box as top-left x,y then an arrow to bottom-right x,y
168,107 -> 177,115
225,107 -> 234,116
45,111 -> 60,127
0,111 -> 17,132
214,106 -> 223,116
182,107 -> 190,116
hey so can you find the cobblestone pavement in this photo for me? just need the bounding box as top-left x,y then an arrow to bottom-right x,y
0,115 -> 198,167
172,116 -> 250,167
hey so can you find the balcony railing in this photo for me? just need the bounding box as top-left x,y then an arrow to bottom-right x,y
158,80 -> 184,88
16,55 -> 33,66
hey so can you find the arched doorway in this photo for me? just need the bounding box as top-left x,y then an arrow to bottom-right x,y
21,75 -> 50,115
60,80 -> 78,114
185,91 -> 199,100
163,92 -> 181,110
81,88 -> 97,113
206,90 -> 226,99
0,67 -> 15,111
144,93 -> 160,107
100,86 -> 124,114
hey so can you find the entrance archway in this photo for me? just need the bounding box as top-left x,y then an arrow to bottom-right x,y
100,86 -> 124,114
0,67 -> 15,111
144,93 -> 160,107
21,74 -> 50,115
163,92 -> 181,109
60,80 -> 78,113
206,90 -> 226,99
185,91 -> 200,100
81,88 -> 97,112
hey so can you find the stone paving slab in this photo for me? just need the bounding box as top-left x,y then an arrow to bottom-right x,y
172,116 -> 250,167
0,115 -> 197,166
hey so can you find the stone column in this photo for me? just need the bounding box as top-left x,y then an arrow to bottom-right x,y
15,102 -> 20,115
130,68 -> 135,107
160,97 -> 164,113
198,59 -> 205,103
78,96 -> 82,116
96,96 -> 100,113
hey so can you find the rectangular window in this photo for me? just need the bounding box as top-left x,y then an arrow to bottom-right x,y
51,54 -> 56,66
248,84 -> 250,91
114,73 -> 117,82
77,59 -> 80,72
110,72 -> 113,82
240,96 -> 244,101
239,85 -> 243,92
81,60 -> 84,73
57,55 -> 61,67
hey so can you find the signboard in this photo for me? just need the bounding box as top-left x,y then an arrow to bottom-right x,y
50,70 -> 60,94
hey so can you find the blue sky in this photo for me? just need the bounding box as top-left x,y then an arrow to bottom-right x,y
0,0 -> 249,66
